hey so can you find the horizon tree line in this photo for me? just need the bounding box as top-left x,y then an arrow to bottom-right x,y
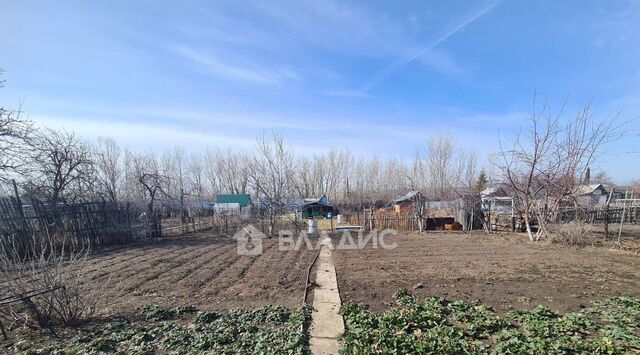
1,70 -> 633,234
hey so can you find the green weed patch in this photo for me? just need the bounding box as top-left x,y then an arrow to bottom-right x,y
339,291 -> 640,354
19,304 -> 312,354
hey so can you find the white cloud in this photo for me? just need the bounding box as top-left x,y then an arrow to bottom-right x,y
30,114 -> 256,151
170,45 -> 300,84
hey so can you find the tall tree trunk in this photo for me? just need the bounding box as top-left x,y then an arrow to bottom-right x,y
523,201 -> 534,241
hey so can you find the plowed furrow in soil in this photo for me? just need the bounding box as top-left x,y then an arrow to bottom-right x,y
231,241 -> 285,286
213,242 -> 312,307
82,247 -> 156,275
120,245 -> 209,292
222,254 -> 288,300
92,245 -> 189,285
136,242 -> 230,293
87,246 -> 186,282
163,243 -> 236,287
163,243 -> 239,302
204,241 -> 280,297
178,243 -> 243,291
272,246 -> 310,287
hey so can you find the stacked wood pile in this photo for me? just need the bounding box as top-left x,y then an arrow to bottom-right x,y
487,212 -> 517,232
370,212 -> 422,231
425,208 -> 455,218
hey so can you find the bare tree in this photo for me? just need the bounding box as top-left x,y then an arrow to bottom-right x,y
204,148 -> 250,197
426,135 -> 455,198
248,133 -> 294,235
132,152 -> 166,237
121,149 -> 139,202
293,149 -> 351,201
498,99 -> 622,241
188,152 -> 207,204
204,148 -> 221,196
0,233 -> 104,328
93,137 -> 123,202
631,180 -> 640,197
381,157 -> 410,198
591,170 -> 614,186
24,129 -> 94,205
0,70 -> 32,186
294,156 -> 317,198
161,148 -> 186,202
411,134 -> 477,200
211,148 -> 250,195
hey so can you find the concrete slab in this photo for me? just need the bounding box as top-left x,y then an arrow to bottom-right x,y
309,236 -> 344,355
309,337 -> 341,355
314,288 -> 341,304
315,269 -> 338,287
310,302 -> 344,338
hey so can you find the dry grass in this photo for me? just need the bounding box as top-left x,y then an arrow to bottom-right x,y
548,221 -> 595,247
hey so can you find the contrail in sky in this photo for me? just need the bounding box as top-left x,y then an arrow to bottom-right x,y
358,0 -> 504,93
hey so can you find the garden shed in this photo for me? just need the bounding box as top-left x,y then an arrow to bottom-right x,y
214,194 -> 253,216
300,195 -> 335,219
575,184 -> 609,208
389,190 -> 423,213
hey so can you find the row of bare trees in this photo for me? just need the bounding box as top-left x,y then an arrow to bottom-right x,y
1,126 -> 479,213
1,72 -> 482,213
2,108 -> 624,237
2,70 -> 630,242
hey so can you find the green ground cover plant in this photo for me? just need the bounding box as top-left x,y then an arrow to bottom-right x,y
339,290 -> 640,354
19,304 -> 312,354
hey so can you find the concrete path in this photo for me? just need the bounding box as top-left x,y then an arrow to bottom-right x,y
309,236 -> 344,355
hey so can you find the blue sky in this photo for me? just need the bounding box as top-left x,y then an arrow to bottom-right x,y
1,0 -> 639,182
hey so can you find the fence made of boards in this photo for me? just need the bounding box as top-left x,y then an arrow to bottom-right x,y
0,196 -> 155,256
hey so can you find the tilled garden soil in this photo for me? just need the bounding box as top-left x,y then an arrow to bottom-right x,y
78,234 -> 316,315
333,232 -> 640,313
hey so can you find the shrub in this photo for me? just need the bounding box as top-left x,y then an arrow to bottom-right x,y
0,233 -> 107,329
549,221 -> 594,247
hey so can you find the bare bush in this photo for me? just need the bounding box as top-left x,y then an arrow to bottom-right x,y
549,222 -> 594,247
0,233 -> 104,329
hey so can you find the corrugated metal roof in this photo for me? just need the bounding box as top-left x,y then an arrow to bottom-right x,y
215,194 -> 252,207
481,186 -> 509,198
302,195 -> 333,207
575,184 -> 607,196
393,190 -> 420,203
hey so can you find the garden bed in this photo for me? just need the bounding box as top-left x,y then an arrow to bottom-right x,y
333,232 -> 640,314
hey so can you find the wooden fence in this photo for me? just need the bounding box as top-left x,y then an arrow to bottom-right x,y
355,209 -> 462,232
583,207 -> 639,224
340,203 -> 639,234
0,197 -> 154,255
